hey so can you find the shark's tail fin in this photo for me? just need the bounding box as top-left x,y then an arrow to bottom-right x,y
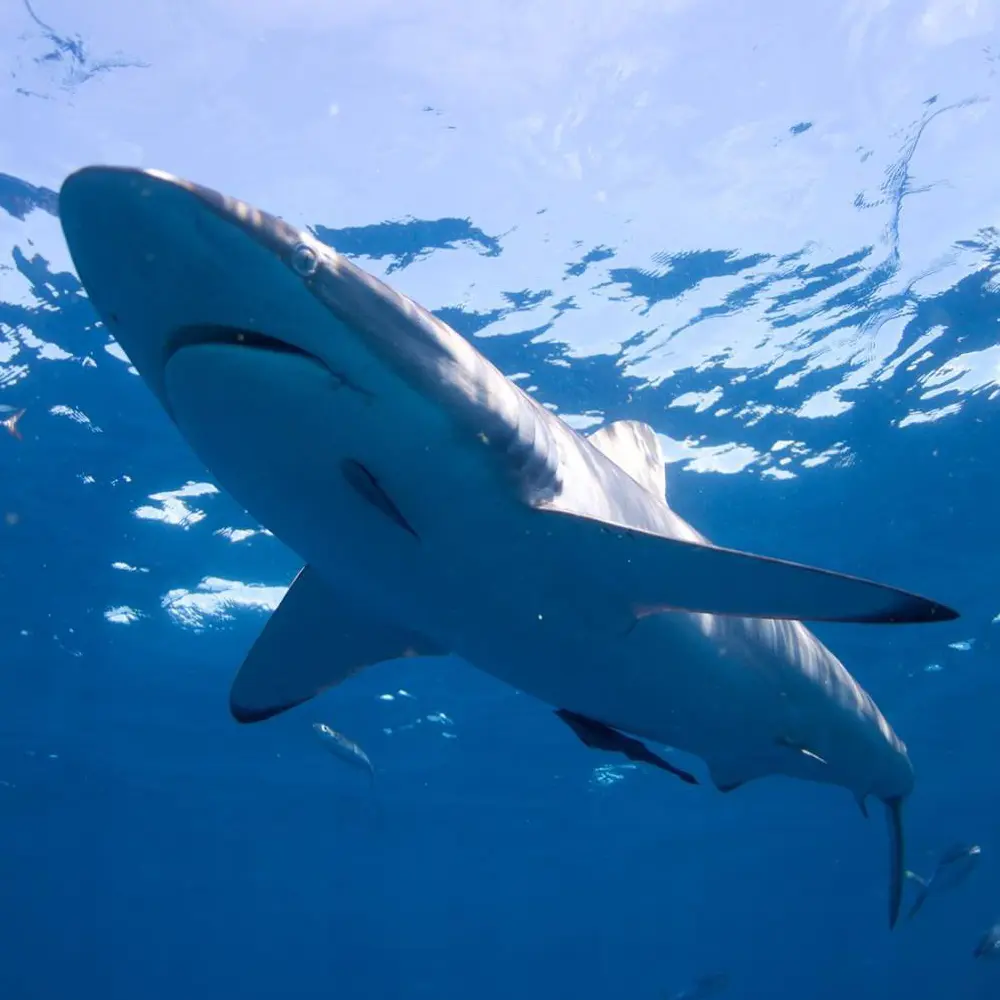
884,796 -> 906,930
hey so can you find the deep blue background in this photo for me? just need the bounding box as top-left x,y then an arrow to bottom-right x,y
1,167 -> 998,1000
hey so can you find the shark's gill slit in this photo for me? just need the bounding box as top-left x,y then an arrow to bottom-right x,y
340,458 -> 419,539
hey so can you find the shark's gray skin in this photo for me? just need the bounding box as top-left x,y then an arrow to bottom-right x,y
57,166 -> 959,929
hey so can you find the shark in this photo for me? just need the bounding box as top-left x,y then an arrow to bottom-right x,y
57,166 -> 959,929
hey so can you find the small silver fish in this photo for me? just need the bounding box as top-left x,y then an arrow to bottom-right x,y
974,923 -> 1000,959
905,843 -> 982,920
0,405 -> 25,440
312,722 -> 375,785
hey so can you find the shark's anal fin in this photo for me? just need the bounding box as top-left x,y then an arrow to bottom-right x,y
554,709 -> 699,786
230,565 -> 446,723
707,758 -> 752,793
530,506 -> 959,625
714,780 -> 745,794
587,420 -> 667,501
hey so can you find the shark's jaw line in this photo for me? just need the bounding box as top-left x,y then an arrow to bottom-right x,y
58,165 -> 961,930
166,325 -> 320,364
163,324 -> 375,403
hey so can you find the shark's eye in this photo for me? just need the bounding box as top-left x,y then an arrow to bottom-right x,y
290,242 -> 319,277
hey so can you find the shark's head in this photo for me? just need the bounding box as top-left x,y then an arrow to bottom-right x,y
58,167 -> 563,529
58,165 -> 544,443
59,167 -> 443,563
58,166 -> 414,414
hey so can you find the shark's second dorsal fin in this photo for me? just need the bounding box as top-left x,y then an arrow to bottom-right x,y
587,420 -> 667,502
229,565 -> 446,723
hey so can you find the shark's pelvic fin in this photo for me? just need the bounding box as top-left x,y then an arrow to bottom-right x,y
229,565 -> 446,723
708,758 -> 751,793
554,709 -> 699,785
529,505 -> 959,625
587,420 -> 667,501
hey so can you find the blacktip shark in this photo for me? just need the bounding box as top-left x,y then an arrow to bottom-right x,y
58,166 -> 959,929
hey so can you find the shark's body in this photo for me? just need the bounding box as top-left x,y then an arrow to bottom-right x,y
58,167 -> 958,928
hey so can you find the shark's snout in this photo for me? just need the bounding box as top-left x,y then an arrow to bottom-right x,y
59,167 -> 332,410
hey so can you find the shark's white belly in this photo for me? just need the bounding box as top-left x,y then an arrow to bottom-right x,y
162,338 -> 552,634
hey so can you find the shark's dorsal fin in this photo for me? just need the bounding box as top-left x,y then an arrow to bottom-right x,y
587,420 -> 667,501
229,565 -> 446,723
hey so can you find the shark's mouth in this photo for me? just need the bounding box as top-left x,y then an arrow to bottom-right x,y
163,324 -> 376,407
165,324 -> 321,366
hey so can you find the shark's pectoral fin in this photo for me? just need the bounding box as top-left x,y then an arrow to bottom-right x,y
529,505 -> 957,625
230,565 -> 446,723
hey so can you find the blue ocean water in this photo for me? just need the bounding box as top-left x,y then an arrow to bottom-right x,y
2,4 -> 1000,999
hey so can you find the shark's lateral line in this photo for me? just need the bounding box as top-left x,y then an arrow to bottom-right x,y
58,166 -> 959,930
